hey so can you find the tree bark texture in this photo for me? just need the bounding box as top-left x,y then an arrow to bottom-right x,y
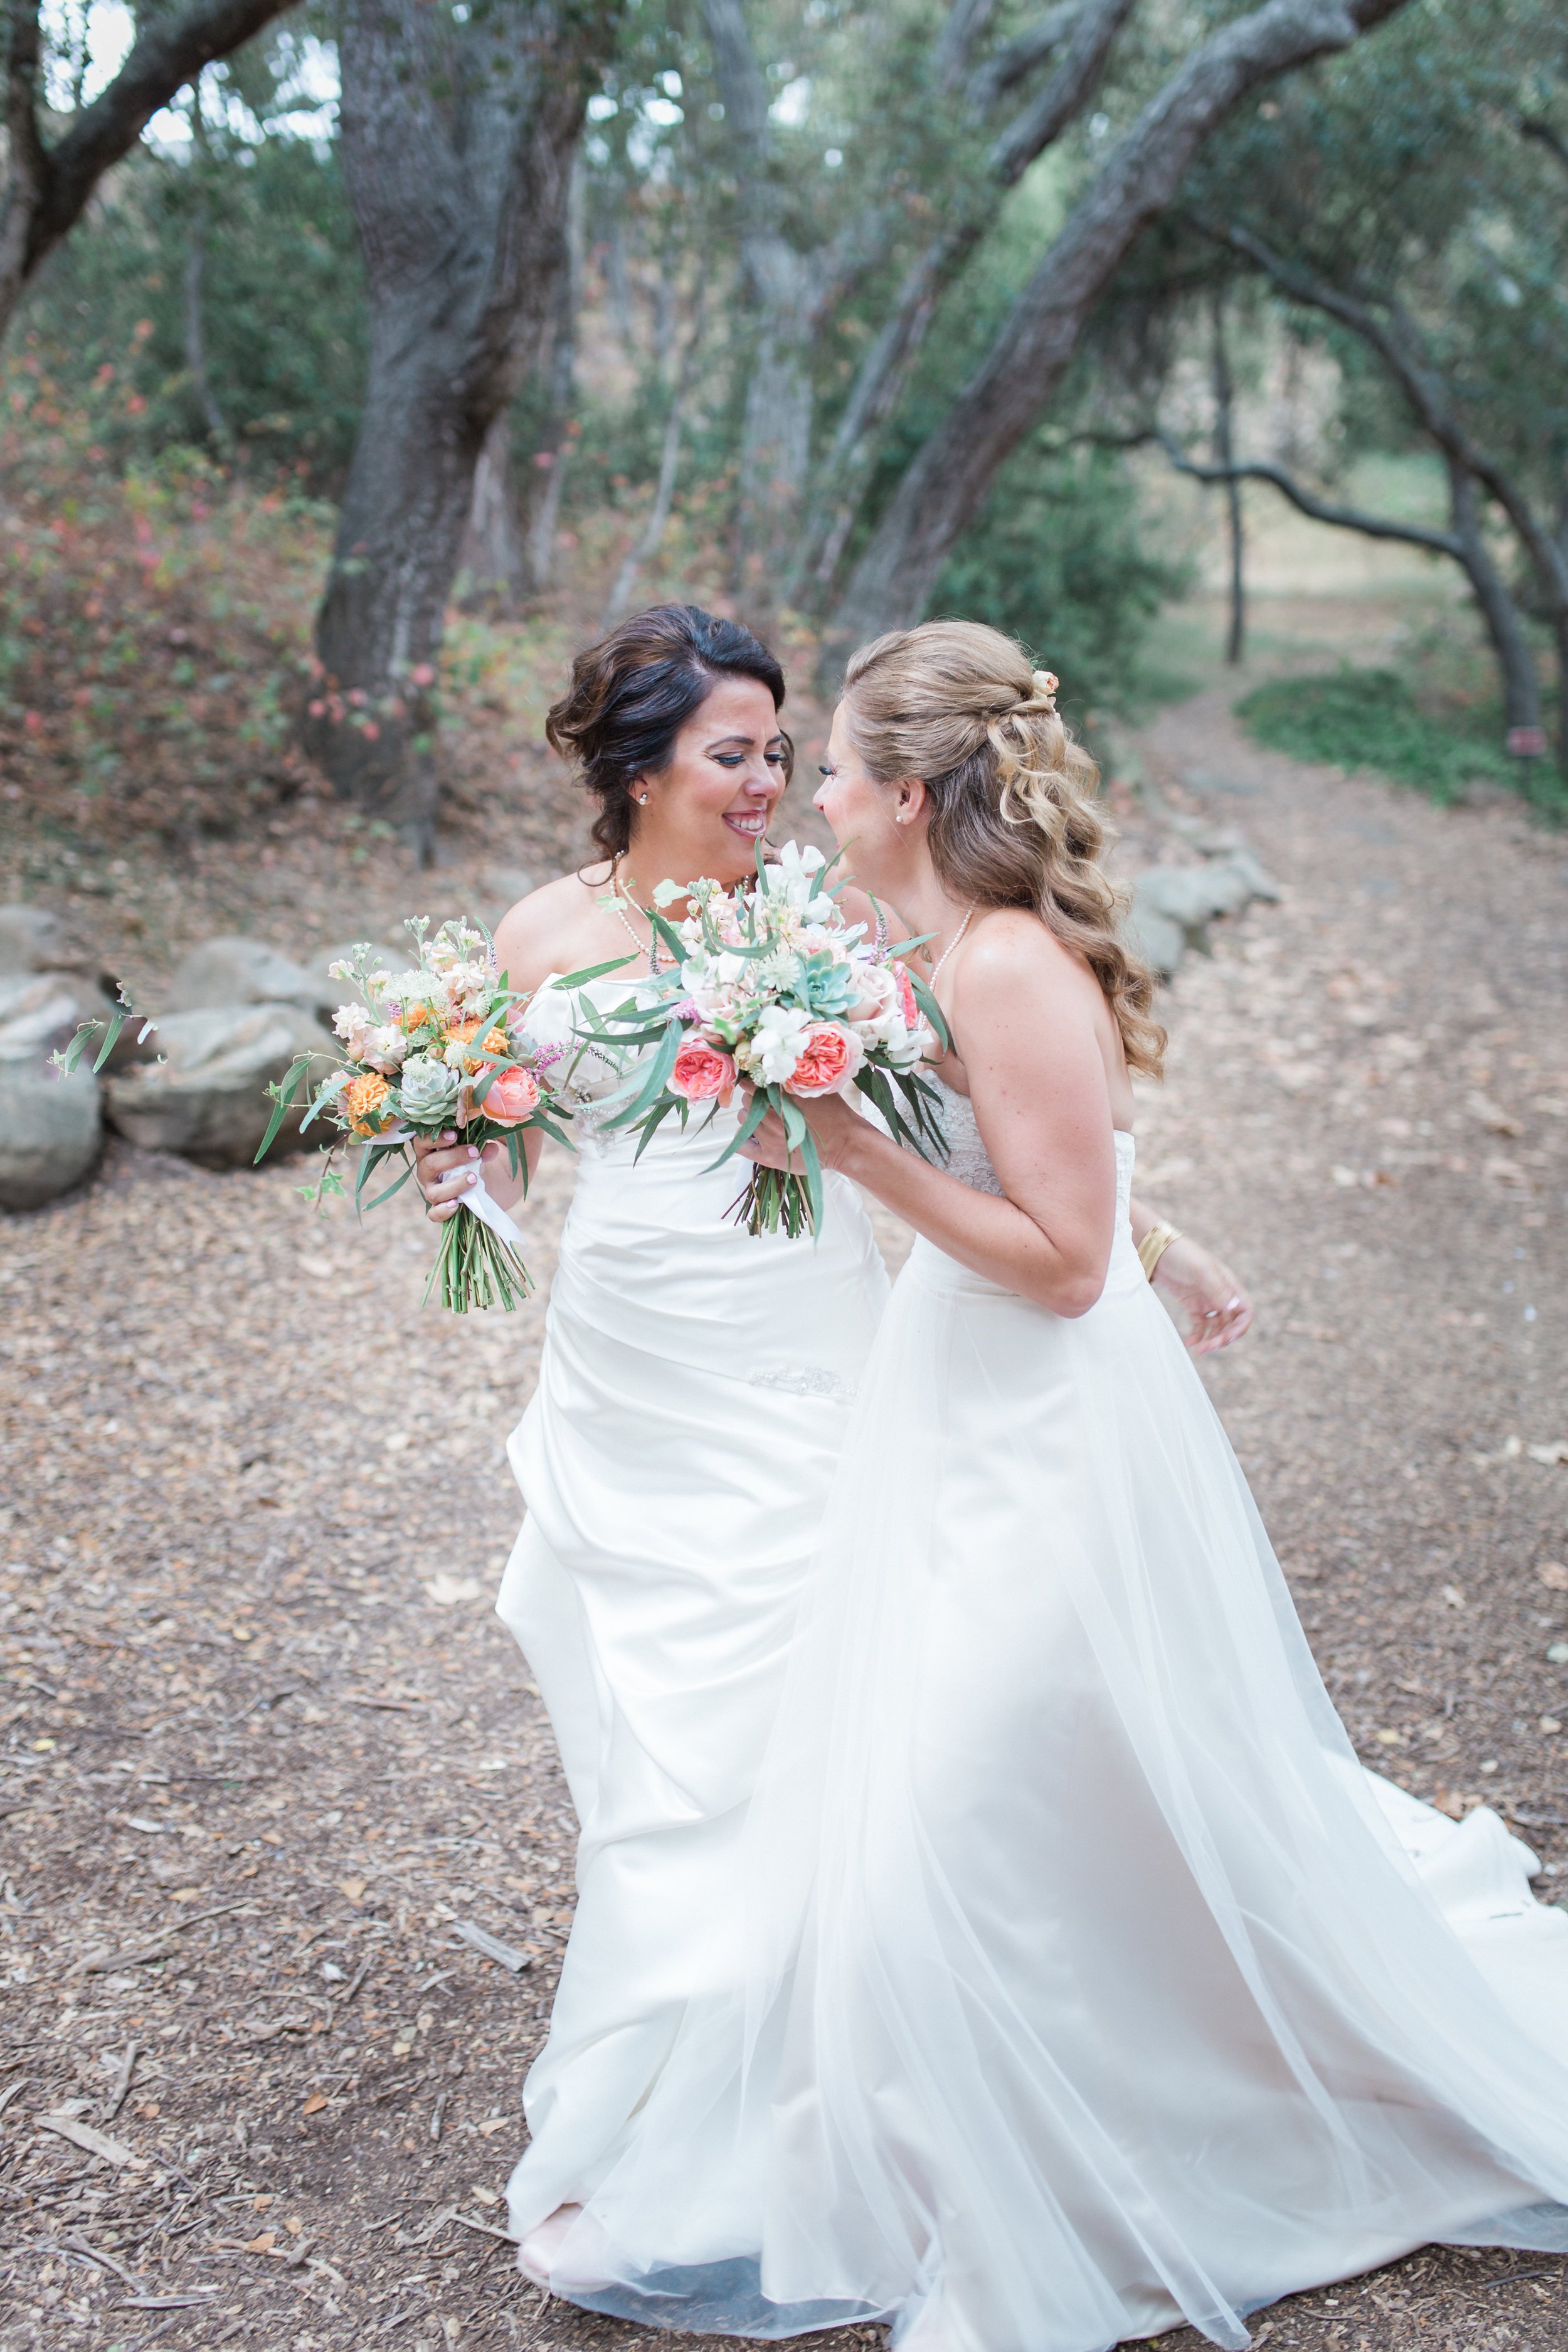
304,0 -> 620,833
1210,287 -> 1245,665
702,0 -> 888,632
823,0 -> 1415,670
0,0 -> 297,346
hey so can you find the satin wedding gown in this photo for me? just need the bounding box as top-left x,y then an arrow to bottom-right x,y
495,975 -> 889,2238
513,1087 -> 1568,2352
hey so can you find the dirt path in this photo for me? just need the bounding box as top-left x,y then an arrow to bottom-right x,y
4,695 -> 1568,2352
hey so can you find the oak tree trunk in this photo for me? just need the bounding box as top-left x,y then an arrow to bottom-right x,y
302,0 -> 619,842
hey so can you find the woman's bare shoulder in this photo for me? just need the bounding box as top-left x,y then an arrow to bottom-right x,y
959,907 -> 1078,992
494,867 -> 608,989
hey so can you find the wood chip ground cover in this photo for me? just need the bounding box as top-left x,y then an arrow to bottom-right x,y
3,678 -> 1568,2349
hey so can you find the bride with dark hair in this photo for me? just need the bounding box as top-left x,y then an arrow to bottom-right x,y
411,602 -> 1250,2288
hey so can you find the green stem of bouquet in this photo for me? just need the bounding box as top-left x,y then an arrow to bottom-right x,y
729,1164 -> 816,1240
424,1199 -> 534,1313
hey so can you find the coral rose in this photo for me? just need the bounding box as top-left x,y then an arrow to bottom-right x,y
669,1034 -> 737,1105
344,1070 -> 395,1136
783,1021 -> 862,1098
892,960 -> 920,1030
481,1066 -> 543,1126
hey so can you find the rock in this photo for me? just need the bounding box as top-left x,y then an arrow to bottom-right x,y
0,1056 -> 102,1210
0,903 -> 97,977
0,975 -> 98,1062
310,941 -> 416,1007
484,866 -> 537,914
0,969 -> 156,1070
104,1004 -> 335,1168
165,935 -> 335,1022
1126,896 -> 1188,983
1128,847 -> 1280,981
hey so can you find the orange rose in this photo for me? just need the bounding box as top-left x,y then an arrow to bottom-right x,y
344,1070 -> 395,1136
669,1035 -> 737,1104
783,1022 -> 861,1099
481,1066 -> 542,1126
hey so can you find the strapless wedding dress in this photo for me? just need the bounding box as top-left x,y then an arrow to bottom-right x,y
495,977 -> 889,2238
526,1094 -> 1568,2352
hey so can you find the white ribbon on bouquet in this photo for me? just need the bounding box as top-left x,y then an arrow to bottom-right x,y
378,1122 -> 529,1254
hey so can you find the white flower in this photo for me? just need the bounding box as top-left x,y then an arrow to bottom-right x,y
765,839 -> 835,921
739,1002 -> 813,1085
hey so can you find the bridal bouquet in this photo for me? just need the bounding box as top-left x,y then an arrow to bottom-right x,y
586,844 -> 947,1239
257,919 -> 601,1313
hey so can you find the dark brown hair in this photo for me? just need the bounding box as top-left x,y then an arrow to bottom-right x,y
547,603 -> 791,861
841,620 -> 1165,1078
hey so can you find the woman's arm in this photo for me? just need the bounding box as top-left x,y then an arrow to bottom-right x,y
746,920 -> 1120,1317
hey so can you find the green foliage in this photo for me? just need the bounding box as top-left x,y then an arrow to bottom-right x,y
21,137 -> 365,488
932,441 -> 1190,719
1236,668 -> 1565,816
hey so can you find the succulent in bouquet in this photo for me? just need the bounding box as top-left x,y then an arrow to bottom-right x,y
256,919 -> 625,1311
581,842 -> 950,1239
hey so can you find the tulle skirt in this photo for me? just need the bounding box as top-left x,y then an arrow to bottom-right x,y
529,1171 -> 1568,2351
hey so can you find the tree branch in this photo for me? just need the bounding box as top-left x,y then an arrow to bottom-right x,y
1158,437 -> 1462,554
32,0 -> 298,265
966,3 -> 1081,115
1203,213 -> 1568,614
989,0 -> 1135,186
934,0 -> 1004,92
827,0 -> 1418,654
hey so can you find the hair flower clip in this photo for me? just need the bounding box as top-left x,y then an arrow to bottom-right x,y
1030,669 -> 1059,714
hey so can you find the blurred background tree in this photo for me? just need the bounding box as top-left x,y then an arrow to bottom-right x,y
6,0 -> 1567,845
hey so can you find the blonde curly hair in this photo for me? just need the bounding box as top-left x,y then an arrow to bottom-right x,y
840,618 -> 1165,1079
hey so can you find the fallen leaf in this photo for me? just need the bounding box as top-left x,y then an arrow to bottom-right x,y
1374,1729 -> 1404,1747
169,1887 -> 204,1902
471,2185 -> 501,2207
1540,1717 -> 1562,1735
36,2113 -> 146,2169
339,1880 -> 366,1904
1537,1563 -> 1568,1592
477,2116 -> 512,2136
422,1573 -> 484,1606
302,2093 -> 327,2116
285,2216 -> 304,2236
245,2232 -> 277,2255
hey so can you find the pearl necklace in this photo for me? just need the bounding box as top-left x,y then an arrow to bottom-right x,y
928,906 -> 975,985
608,858 -> 660,971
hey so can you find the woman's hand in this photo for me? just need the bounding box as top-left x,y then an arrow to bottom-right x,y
1151,1234 -> 1253,1354
736,1088 -> 863,1176
413,1130 -> 495,1223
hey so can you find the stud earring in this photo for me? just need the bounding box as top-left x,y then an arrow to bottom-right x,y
637,792 -> 650,805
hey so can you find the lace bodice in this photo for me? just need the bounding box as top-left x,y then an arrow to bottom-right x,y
936,1084 -> 1136,1219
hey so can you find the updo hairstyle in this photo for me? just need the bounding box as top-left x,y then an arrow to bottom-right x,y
546,603 -> 792,862
840,619 -> 1164,1078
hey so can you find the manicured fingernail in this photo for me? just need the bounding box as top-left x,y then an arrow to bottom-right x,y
468,1147 -> 479,1160
466,1170 -> 478,1185
440,1130 -> 455,1143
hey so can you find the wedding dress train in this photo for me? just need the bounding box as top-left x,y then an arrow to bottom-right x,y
521,1105 -> 1568,2351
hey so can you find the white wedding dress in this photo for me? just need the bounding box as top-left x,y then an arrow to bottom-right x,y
508,1079 -> 1568,2352
495,976 -> 889,2238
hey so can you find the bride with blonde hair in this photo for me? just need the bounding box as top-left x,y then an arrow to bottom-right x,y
526,620 -> 1568,2352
